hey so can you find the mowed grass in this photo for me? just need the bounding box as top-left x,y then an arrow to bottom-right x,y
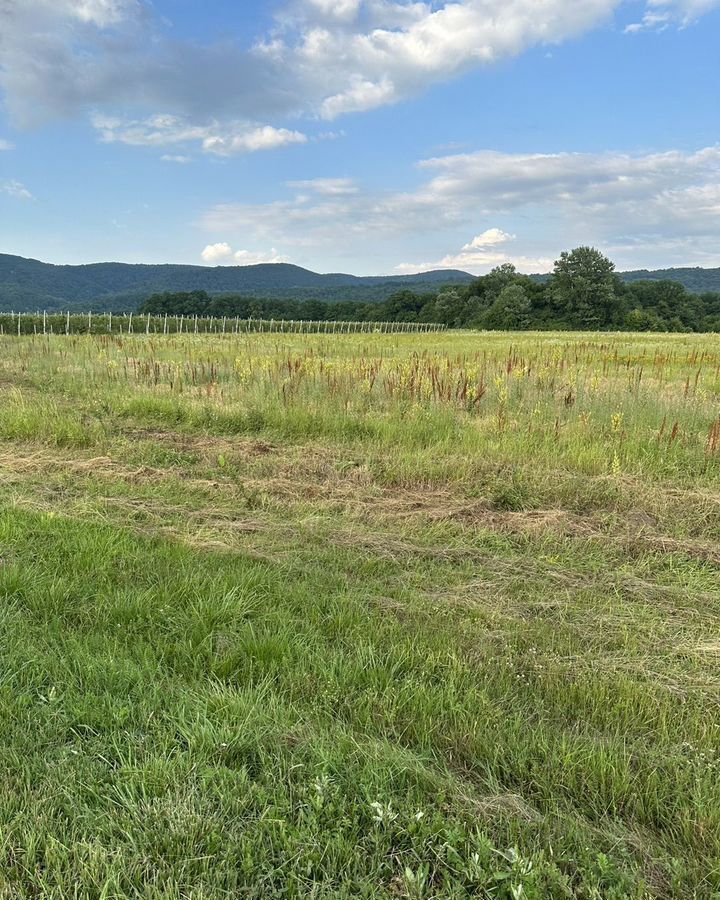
1,331 -> 720,898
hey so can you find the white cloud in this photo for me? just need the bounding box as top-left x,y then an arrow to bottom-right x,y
395,230 -> 554,275
202,126 -> 307,155
199,144 -> 720,271
201,243 -> 289,266
201,242 -> 234,263
625,0 -> 719,29
646,0 -> 720,20
161,154 -> 192,164
303,0 -> 363,22
67,0 -> 137,26
296,0 -> 623,119
233,248 -> 290,265
93,115 -> 307,155
320,77 -> 396,118
0,139 -> 14,150
287,177 -> 359,195
1,0 -> 717,139
466,228 -> 515,247
412,146 -> 720,224
1,179 -> 33,199
93,115 -> 207,147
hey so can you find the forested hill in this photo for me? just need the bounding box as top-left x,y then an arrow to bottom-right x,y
528,267 -> 720,292
620,267 -> 720,292
0,254 -> 474,310
3,252 -> 720,311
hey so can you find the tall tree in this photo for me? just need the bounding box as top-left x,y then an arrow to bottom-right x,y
484,284 -> 531,330
549,247 -> 621,328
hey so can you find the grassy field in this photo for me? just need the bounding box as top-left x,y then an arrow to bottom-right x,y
1,330 -> 720,898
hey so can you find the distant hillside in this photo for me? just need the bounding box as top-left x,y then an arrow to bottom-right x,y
620,267 -> 720,293
3,253 -> 720,312
529,267 -> 720,293
0,254 -> 474,311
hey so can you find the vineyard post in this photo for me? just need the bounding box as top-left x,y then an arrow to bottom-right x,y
66,311 -> 70,335
43,310 -> 47,335
108,311 -> 112,333
88,310 -> 92,333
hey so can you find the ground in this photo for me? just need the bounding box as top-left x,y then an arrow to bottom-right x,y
0,331 -> 719,898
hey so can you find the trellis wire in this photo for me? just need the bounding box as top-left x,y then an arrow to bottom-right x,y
0,311 -> 447,336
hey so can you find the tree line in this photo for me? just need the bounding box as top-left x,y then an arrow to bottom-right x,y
138,247 -> 720,332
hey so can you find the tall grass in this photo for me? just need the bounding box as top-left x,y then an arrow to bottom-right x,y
0,330 -> 719,896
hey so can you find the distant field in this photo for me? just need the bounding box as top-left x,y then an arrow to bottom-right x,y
1,331 -> 719,897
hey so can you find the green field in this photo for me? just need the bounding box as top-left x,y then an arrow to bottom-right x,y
1,331 -> 720,898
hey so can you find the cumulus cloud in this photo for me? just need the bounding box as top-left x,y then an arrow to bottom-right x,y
297,0 -> 625,119
466,228 -> 515,247
1,0 -> 717,142
394,229 -> 554,275
411,146 -> 720,229
59,0 -> 138,27
0,0 -> 296,132
233,248 -> 290,265
202,126 -> 307,155
303,0 -> 363,22
201,243 -> 289,266
320,77 -> 396,119
201,242 -> 234,263
1,179 -> 33,199
199,144 -> 720,271
93,115 -> 307,156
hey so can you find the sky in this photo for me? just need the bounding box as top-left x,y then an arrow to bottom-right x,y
0,0 -> 719,276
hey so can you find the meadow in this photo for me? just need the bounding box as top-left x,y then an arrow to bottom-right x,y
1,329 -> 720,897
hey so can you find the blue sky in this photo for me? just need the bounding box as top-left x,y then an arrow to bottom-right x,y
0,0 -> 719,275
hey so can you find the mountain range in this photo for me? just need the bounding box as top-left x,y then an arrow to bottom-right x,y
0,254 -> 473,311
1,253 -> 719,311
